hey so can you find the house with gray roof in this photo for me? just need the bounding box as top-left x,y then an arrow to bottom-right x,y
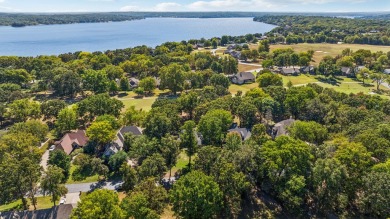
228,127 -> 252,141
231,72 -> 256,85
281,67 -> 300,76
341,67 -> 352,76
104,126 -> 143,157
0,204 -> 75,219
384,69 -> 390,74
271,118 -> 295,139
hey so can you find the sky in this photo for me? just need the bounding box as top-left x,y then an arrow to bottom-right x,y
0,0 -> 389,13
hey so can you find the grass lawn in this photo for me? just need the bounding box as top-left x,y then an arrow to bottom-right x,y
0,196 -> 57,212
238,63 -> 262,72
66,164 -> 99,184
265,43 -> 390,65
119,97 -> 157,112
0,200 -> 23,212
170,151 -> 189,175
229,83 -> 258,95
280,74 -> 319,86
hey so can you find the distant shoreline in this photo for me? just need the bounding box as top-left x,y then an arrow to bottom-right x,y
0,11 -> 387,27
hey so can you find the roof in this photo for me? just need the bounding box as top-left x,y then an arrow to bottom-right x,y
301,66 -> 314,72
272,119 -> 295,138
234,72 -> 255,81
341,67 -> 351,74
384,69 -> 390,74
55,130 -> 88,155
114,126 -> 143,149
0,204 -> 74,219
228,127 -> 251,141
281,67 -> 299,74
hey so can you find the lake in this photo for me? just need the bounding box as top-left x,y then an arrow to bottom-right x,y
0,18 -> 275,56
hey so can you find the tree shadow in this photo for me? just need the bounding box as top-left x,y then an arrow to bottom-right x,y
315,76 -> 340,86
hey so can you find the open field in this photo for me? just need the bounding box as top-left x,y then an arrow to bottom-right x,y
268,43 -> 390,65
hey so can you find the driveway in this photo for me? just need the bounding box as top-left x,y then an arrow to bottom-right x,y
65,193 -> 81,205
40,150 -> 49,171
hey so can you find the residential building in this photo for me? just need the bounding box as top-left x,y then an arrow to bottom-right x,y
54,130 -> 88,155
231,72 -> 256,84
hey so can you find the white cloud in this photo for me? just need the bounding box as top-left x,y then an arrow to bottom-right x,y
120,5 -> 141,11
153,2 -> 182,11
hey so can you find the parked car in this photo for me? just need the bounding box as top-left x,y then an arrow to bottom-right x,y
49,145 -> 55,152
114,182 -> 124,191
59,197 -> 66,205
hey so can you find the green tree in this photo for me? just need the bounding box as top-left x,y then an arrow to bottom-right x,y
122,106 -> 146,126
41,166 -> 68,207
139,77 -> 156,95
138,153 -> 167,180
55,107 -> 78,135
160,63 -> 185,95
121,192 -> 160,219
48,150 -> 71,182
10,120 -> 49,142
357,68 -> 371,85
82,69 -> 110,94
52,70 -> 82,97
250,123 -> 270,145
180,120 -> 198,169
119,77 -> 130,91
40,100 -> 66,120
144,112 -> 171,139
103,65 -> 125,80
198,109 -> 233,145
108,80 -> 119,95
132,177 -> 168,213
170,171 -> 223,219
178,91 -> 199,120
71,189 -> 125,219
257,72 -> 283,88
288,120 -> 328,145
236,99 -> 258,128
86,121 -> 116,151
77,93 -> 124,120
119,163 -> 138,192
6,98 -> 41,122
95,114 -> 120,130
224,132 -> 242,151
372,72 -> 388,91
108,151 -> 128,172
210,73 -> 230,89
161,135 -> 180,180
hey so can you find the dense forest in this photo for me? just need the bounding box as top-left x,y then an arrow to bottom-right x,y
254,15 -> 390,45
0,12 -> 388,27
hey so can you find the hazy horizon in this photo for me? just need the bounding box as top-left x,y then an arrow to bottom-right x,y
0,0 -> 389,13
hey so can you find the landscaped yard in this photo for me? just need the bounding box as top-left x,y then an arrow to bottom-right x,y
0,196 -> 56,212
229,82 -> 258,95
238,63 -> 262,72
66,163 -> 99,184
280,74 -> 319,86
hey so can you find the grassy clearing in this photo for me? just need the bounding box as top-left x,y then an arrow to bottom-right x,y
161,206 -> 176,219
66,164 -> 99,184
119,97 -> 157,112
266,43 -> 390,65
0,200 -> 23,211
170,151 -> 189,175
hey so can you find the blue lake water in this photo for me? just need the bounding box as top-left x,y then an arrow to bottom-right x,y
0,18 -> 275,56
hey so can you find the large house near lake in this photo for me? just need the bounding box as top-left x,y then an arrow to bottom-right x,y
231,72 -> 256,85
54,130 -> 88,155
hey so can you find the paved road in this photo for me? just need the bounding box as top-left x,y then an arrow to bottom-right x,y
65,180 -> 123,193
239,61 -> 262,67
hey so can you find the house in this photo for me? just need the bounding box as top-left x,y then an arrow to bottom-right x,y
54,130 -> 88,155
355,66 -> 366,73
129,77 -> 140,88
103,126 -> 143,157
0,203 -> 75,219
341,67 -> 352,76
271,118 -> 295,139
281,67 -> 300,76
231,72 -> 256,85
300,66 -> 315,74
384,69 -> 390,74
228,127 -> 251,141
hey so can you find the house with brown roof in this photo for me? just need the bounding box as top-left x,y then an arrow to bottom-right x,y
54,130 -> 88,155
